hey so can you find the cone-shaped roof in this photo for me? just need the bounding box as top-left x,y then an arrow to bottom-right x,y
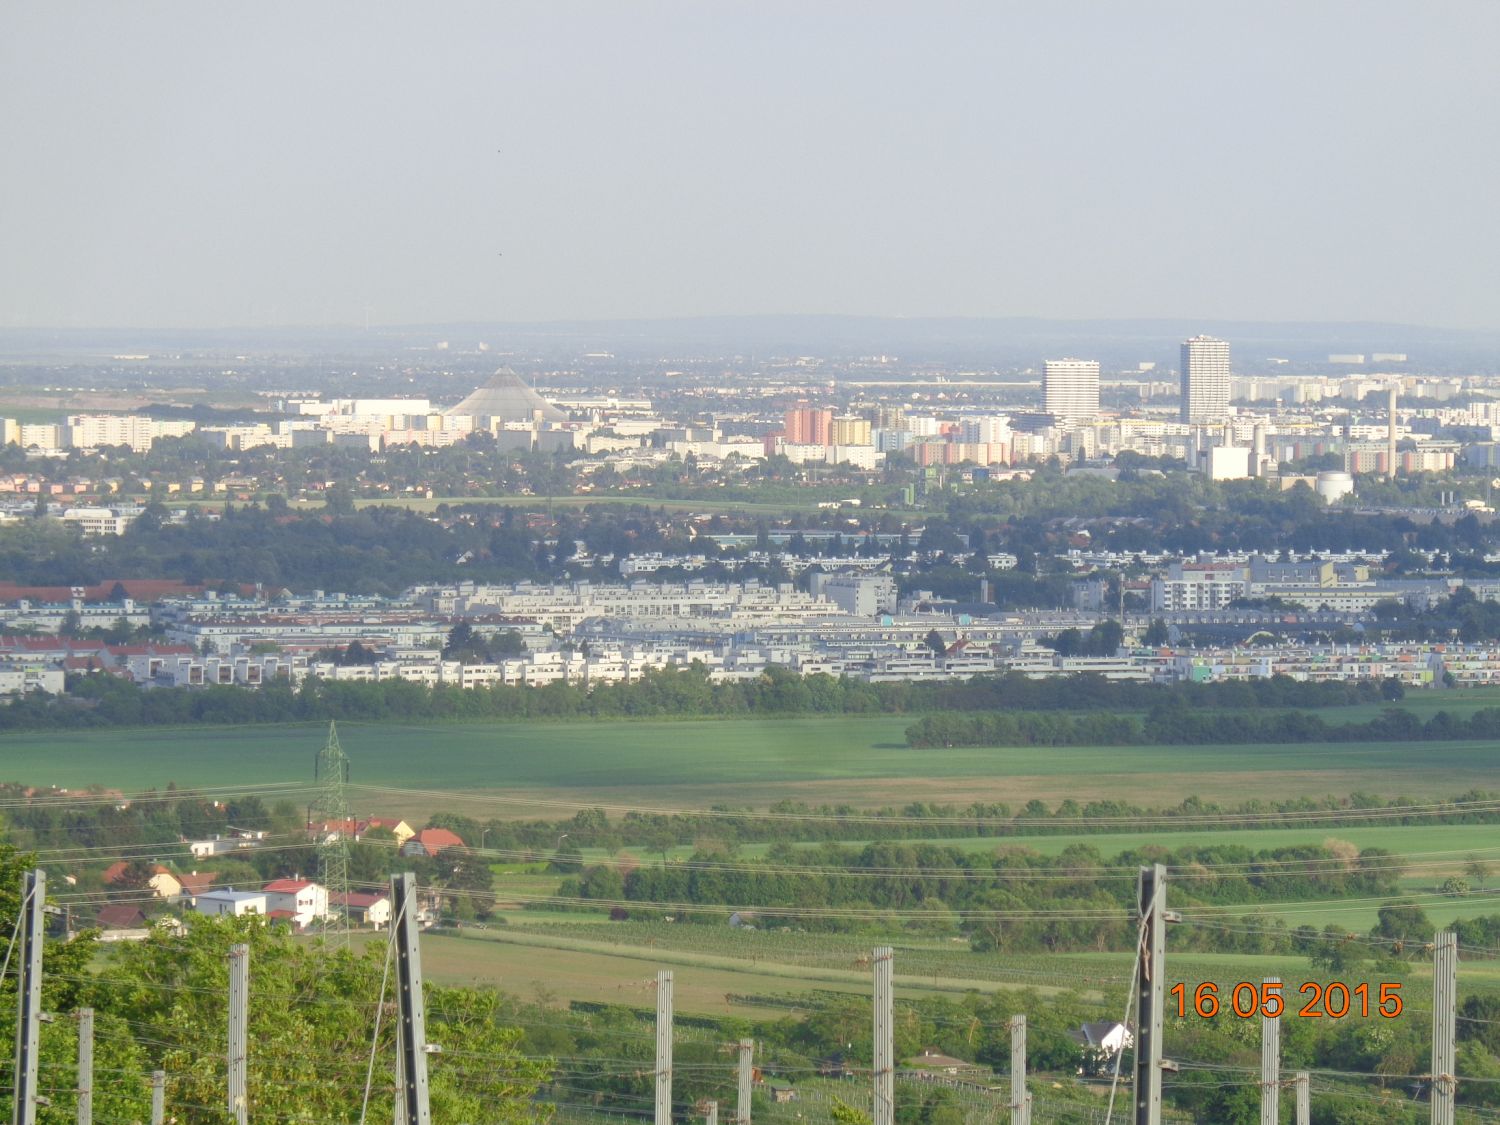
449,367 -> 566,424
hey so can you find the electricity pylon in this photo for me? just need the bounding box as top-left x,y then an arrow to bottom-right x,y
314,720 -> 351,948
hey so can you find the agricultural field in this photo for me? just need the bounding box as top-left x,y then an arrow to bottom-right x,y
5,712 -> 1500,817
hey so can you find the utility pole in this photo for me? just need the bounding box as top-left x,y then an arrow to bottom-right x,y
873,946 -> 894,1125
655,970 -> 673,1125
149,1071 -> 165,1125
228,943 -> 249,1125
1009,1015 -> 1030,1125
314,721 -> 352,948
75,1008 -> 93,1125
704,1100 -> 717,1125
1260,977 -> 1280,1125
392,873 -> 431,1125
1134,863 -> 1175,1125
12,868 -> 45,1125
735,1038 -> 753,1125
1432,931 -> 1457,1125
1294,1071 -> 1310,1125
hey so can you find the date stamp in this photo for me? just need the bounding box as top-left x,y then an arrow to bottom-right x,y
1171,980 -> 1403,1019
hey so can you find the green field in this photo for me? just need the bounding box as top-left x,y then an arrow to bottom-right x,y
5,715 -> 1500,818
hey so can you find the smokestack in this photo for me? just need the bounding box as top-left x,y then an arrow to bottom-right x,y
1388,383 -> 1398,481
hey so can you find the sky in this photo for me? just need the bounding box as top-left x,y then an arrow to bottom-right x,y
2,2 -> 1497,331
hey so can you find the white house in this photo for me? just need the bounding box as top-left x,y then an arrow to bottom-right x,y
337,891 -> 393,929
1070,1020 -> 1134,1075
194,890 -> 266,918
188,835 -> 259,860
262,879 -> 330,929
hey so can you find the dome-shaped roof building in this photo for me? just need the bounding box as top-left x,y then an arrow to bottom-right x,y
449,367 -> 566,425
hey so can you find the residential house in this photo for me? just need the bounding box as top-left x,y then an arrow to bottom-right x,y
334,890 -> 393,929
194,890 -> 266,918
175,871 -> 218,906
95,903 -> 146,930
102,861 -> 183,901
262,879 -> 330,929
188,835 -> 259,860
402,827 -> 466,857
1069,1020 -> 1134,1075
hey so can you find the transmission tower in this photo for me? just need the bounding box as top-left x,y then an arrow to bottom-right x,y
314,720 -> 351,948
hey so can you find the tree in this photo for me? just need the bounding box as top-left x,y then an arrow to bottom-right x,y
93,914 -> 549,1122
1143,618 -> 1170,647
442,621 -> 490,664
1466,856 -> 1493,890
924,629 -> 947,660
830,1101 -> 873,1125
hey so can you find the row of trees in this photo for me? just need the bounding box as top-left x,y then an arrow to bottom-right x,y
558,838 -> 1402,950
0,662 -> 1397,736
905,703 -> 1500,749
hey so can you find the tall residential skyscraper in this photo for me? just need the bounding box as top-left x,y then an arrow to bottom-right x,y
1042,359 -> 1100,424
1180,336 -> 1231,424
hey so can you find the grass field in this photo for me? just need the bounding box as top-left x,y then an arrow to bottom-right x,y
6,715 -> 1500,817
402,916 -> 1500,1019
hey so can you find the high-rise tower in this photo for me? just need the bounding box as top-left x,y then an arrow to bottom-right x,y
1043,359 -> 1101,424
1180,336 -> 1231,424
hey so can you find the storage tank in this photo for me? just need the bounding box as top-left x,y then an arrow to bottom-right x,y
1315,470 -> 1354,505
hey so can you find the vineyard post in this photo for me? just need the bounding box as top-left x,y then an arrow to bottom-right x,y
655,970 -> 673,1125
1260,977 -> 1280,1125
1294,1071 -> 1309,1124
392,872 -> 431,1125
149,1071 -> 164,1125
1134,863 -> 1174,1125
736,1038 -> 753,1125
1009,1014 -> 1029,1125
12,868 -> 45,1125
1432,931 -> 1456,1125
873,946 -> 894,1125
75,1008 -> 93,1125
228,943 -> 249,1125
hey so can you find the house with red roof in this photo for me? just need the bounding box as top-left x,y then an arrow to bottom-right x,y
262,878 -> 329,929
333,890 -> 393,929
95,903 -> 147,930
174,871 -> 218,906
402,828 -> 466,857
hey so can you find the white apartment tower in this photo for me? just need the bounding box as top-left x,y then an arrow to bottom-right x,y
1042,359 -> 1100,424
1180,336 -> 1231,424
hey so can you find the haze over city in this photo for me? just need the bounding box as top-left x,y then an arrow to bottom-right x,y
3,1 -> 1498,331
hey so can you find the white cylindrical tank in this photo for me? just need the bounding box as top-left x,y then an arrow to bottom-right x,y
1315,470 -> 1354,505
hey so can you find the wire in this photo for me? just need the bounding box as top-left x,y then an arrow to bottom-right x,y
357,900 -> 400,1125
1104,908 -> 1146,1125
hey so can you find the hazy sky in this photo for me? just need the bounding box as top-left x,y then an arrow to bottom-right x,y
3,2 -> 1497,330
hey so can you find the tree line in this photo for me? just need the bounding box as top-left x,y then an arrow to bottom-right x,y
0,663 -> 1397,735
558,838 -> 1402,953
905,702 -> 1500,749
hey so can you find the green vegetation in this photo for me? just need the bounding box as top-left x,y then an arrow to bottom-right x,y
906,700 -> 1500,748
0,841 -> 546,1124
8,716 -> 1500,813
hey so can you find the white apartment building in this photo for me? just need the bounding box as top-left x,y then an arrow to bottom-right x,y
1151,564 -> 1248,611
1180,336 -> 1231,424
809,573 -> 898,616
1043,359 -> 1101,424
65,415 -> 195,453
61,506 -> 141,536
